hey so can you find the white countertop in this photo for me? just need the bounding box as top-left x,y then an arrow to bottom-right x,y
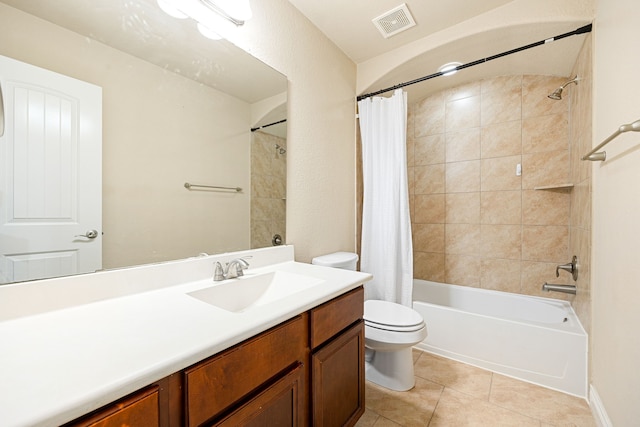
0,247 -> 371,426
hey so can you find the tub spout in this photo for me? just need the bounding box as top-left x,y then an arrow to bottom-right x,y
542,283 -> 577,295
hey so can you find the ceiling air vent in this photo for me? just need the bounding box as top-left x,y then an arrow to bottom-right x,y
372,3 -> 416,39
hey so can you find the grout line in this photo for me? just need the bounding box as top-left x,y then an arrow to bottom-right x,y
487,372 -> 494,402
426,385 -> 445,427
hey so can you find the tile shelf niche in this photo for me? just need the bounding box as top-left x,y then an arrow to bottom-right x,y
533,183 -> 574,191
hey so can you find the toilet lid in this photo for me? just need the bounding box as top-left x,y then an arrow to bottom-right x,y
364,300 -> 425,332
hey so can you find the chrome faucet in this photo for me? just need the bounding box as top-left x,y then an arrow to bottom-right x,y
214,258 -> 250,281
556,256 -> 578,281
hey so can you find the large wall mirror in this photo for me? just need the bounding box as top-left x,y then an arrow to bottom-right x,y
0,0 -> 287,284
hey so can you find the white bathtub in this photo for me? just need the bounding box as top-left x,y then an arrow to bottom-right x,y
412,279 -> 588,398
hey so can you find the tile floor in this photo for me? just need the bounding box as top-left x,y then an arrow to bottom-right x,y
355,350 -> 596,427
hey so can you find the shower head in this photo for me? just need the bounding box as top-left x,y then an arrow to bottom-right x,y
547,88 -> 564,100
548,76 -> 579,100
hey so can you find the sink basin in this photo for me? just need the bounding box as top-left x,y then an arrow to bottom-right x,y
187,270 -> 324,312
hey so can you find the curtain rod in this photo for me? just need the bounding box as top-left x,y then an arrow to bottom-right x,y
356,23 -> 593,102
251,119 -> 287,132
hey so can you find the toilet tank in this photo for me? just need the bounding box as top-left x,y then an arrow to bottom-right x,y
311,252 -> 358,271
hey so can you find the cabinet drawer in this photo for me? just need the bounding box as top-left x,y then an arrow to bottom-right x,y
64,386 -> 159,427
184,314 -> 308,426
310,286 -> 364,349
214,364 -> 304,427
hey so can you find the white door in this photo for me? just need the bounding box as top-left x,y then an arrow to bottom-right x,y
0,55 -> 102,284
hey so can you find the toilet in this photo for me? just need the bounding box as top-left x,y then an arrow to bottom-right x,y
311,252 -> 427,391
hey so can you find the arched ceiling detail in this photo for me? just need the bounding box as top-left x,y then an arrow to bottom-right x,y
361,21 -> 591,103
356,0 -> 594,102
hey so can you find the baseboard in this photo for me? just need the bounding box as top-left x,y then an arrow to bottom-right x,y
590,385 -> 613,427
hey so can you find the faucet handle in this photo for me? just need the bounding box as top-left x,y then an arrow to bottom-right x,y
213,262 -> 225,281
555,256 -> 578,281
228,258 -> 250,277
233,265 -> 246,277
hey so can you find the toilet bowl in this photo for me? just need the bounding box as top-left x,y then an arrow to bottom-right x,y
311,252 -> 428,391
364,299 -> 427,391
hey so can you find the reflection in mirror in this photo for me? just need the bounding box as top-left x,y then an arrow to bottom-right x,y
0,0 -> 287,284
250,122 -> 287,250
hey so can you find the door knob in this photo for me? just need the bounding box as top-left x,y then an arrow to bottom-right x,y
75,229 -> 99,239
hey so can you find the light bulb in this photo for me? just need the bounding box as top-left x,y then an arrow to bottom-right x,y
156,0 -> 188,19
438,62 -> 462,77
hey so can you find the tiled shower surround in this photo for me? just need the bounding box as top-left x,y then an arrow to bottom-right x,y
408,71 -> 590,306
251,131 -> 286,249
568,36 -> 593,334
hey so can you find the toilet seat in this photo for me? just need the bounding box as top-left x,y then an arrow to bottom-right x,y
364,300 -> 425,332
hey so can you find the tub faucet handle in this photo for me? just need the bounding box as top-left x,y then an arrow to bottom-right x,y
556,256 -> 578,281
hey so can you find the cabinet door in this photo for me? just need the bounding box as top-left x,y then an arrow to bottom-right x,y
214,364 -> 305,427
63,386 -> 159,427
312,321 -> 365,427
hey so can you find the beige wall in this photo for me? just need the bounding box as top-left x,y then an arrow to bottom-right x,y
225,0 -> 358,262
0,4 -> 253,269
251,131 -> 286,248
408,75 -> 576,299
592,0 -> 640,423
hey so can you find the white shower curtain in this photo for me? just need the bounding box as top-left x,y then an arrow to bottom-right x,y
358,89 -> 413,306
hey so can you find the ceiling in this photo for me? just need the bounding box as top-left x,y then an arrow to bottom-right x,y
287,0 -> 514,63
3,0 -> 592,105
287,0 -> 592,101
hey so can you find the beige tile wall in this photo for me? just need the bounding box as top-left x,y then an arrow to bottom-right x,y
409,74 -> 577,299
251,131 -> 286,248
568,35 -> 593,334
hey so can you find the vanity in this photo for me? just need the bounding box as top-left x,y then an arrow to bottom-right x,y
0,246 -> 371,426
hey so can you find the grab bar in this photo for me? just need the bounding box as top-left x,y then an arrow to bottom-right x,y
582,118 -> 640,161
184,182 -> 242,192
0,81 -> 5,137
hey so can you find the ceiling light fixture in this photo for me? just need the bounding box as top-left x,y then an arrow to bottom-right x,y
156,0 -> 252,40
200,0 -> 252,26
156,0 -> 188,19
438,62 -> 462,76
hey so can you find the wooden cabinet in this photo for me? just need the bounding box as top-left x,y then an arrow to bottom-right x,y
312,322 -> 364,427
63,374 -> 182,427
184,314 -> 309,426
64,286 -> 364,427
214,364 -> 305,427
310,287 -> 365,427
63,386 -> 160,427
310,287 -> 364,349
